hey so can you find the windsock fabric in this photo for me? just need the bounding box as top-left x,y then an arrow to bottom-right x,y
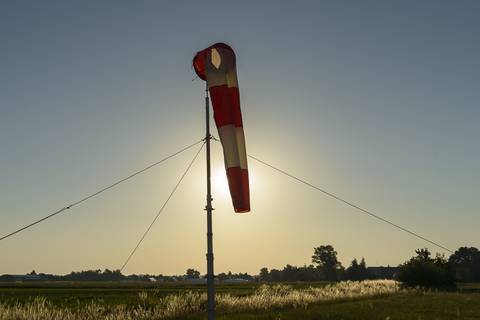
193,43 -> 250,213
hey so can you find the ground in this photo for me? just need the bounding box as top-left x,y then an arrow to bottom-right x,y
0,282 -> 479,319
186,292 -> 480,320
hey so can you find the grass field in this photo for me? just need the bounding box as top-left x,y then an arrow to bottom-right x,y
0,282 -> 269,308
0,281 -> 479,319
184,292 -> 480,320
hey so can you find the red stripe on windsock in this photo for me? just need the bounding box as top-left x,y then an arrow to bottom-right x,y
209,85 -> 243,128
226,167 -> 250,213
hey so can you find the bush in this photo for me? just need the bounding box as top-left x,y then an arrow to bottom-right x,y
449,246 -> 480,282
396,249 -> 455,288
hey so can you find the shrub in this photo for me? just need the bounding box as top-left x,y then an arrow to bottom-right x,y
396,248 -> 455,288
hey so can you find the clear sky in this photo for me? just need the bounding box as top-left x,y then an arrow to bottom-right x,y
1,1 -> 479,275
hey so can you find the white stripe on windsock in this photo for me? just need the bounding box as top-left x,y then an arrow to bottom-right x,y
217,125 -> 248,170
206,48 -> 238,89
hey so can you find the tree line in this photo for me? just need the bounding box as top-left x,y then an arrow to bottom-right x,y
259,245 -> 480,287
1,245 -> 478,286
0,268 -> 254,283
259,245 -> 378,282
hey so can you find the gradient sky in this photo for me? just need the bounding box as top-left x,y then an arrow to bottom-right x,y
1,1 -> 479,275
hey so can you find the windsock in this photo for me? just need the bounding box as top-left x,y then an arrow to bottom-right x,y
193,43 -> 250,213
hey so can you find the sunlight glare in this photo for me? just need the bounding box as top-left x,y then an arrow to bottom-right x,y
212,166 -> 259,205
212,167 -> 230,197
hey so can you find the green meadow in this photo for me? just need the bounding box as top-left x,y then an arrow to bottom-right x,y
1,281 -> 479,319
187,292 -> 480,320
0,281 -> 264,308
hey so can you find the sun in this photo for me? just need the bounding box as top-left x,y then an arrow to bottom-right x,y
212,168 -> 230,197
211,166 -> 258,202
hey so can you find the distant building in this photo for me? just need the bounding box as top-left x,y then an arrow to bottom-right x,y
222,278 -> 250,284
367,266 -> 398,279
0,274 -> 43,282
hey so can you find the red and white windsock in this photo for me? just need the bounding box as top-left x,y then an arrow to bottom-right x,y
193,43 -> 250,213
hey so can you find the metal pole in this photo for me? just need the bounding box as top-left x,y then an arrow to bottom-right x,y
205,84 -> 216,319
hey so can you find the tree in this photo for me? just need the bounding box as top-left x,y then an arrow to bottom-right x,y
102,269 -> 123,281
282,264 -> 297,281
449,246 -> 480,282
344,258 -> 368,281
311,245 -> 342,281
351,258 -> 359,270
396,248 -> 455,288
269,269 -> 282,282
415,248 -> 431,261
258,265 -> 323,282
186,268 -> 200,279
359,258 -> 367,275
217,273 -> 228,281
259,268 -> 269,282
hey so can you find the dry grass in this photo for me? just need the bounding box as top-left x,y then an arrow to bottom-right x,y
0,280 -> 401,319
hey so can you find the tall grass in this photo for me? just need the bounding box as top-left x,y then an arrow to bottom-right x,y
0,280 -> 401,319
219,279 -> 401,311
